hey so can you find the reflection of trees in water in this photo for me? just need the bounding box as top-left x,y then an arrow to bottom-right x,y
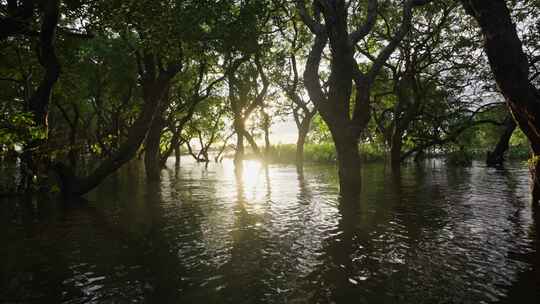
217,162 -> 273,303
147,165 -> 230,302
489,165 -> 540,303
3,161 -> 538,303
0,196 -> 71,302
299,168 -> 413,303
298,161 -> 537,303
223,163 -> 339,303
285,166 -> 339,302
296,166 -> 312,204
0,192 -> 158,302
122,162 -> 540,302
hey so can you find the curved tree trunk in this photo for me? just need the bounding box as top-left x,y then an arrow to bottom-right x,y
215,132 -> 234,163
297,0 -> 418,201
462,0 -> 540,204
55,96 -> 160,196
20,0 -> 60,191
55,84 -> 164,196
242,129 -> 261,158
159,132 -> 178,169
55,59 -> 181,197
486,115 -> 516,165
295,111 -> 315,167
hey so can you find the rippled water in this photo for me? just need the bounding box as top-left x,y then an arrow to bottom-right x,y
1,159 -> 539,303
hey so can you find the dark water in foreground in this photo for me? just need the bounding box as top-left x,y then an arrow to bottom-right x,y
1,159 -> 540,303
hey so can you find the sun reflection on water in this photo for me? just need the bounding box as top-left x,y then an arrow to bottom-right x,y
233,160 -> 268,204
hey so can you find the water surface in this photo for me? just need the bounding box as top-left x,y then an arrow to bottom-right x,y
1,159 -> 539,303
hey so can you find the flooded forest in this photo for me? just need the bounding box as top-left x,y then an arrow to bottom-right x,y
1,0 -> 540,303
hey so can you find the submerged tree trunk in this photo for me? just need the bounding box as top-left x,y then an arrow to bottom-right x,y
296,126 -> 308,167
264,126 -> 270,159
262,111 -> 271,159
227,55 -> 268,167
174,145 -> 181,167
243,129 -> 261,158
144,114 -> 165,181
486,115 -> 517,165
297,0 -> 418,199
333,132 -> 361,198
54,58 -> 181,197
234,117 -> 245,166
462,0 -> 540,203
390,129 -> 403,170
145,87 -> 169,181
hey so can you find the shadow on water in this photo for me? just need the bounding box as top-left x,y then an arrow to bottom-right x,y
498,164 -> 540,303
1,158 -> 539,303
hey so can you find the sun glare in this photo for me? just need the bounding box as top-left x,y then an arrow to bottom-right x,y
239,160 -> 264,189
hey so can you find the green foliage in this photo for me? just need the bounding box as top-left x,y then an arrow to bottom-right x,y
269,143 -> 335,163
0,112 -> 47,152
509,128 -> 530,159
268,142 -> 386,164
309,115 -> 332,144
360,142 -> 386,162
304,143 -> 337,163
1,0 -> 539,196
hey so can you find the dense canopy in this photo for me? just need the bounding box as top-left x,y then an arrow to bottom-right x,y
0,0 -> 539,200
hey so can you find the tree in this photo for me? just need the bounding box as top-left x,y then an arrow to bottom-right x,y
366,3 -> 457,168
273,9 -> 318,166
461,0 -> 540,203
295,0 -> 428,197
227,54 -> 270,165
53,0 -> 224,194
486,114 -> 516,165
182,96 -> 228,163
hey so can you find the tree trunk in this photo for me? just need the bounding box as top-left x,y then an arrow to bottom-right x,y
390,129 -> 403,170
234,117 -> 245,166
462,0 -> 540,204
264,125 -> 270,159
263,111 -> 271,159
159,133 -> 176,169
174,145 -> 181,167
200,148 -> 209,162
532,157 -> 540,203
333,132 -> 361,198
19,0 -> 60,191
68,125 -> 78,169
145,83 -> 171,180
486,115 -> 516,165
296,124 -> 309,167
243,129 -> 261,158
144,115 -> 164,181
55,66 -> 179,197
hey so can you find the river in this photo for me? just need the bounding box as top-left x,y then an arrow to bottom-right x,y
1,158 -> 539,303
